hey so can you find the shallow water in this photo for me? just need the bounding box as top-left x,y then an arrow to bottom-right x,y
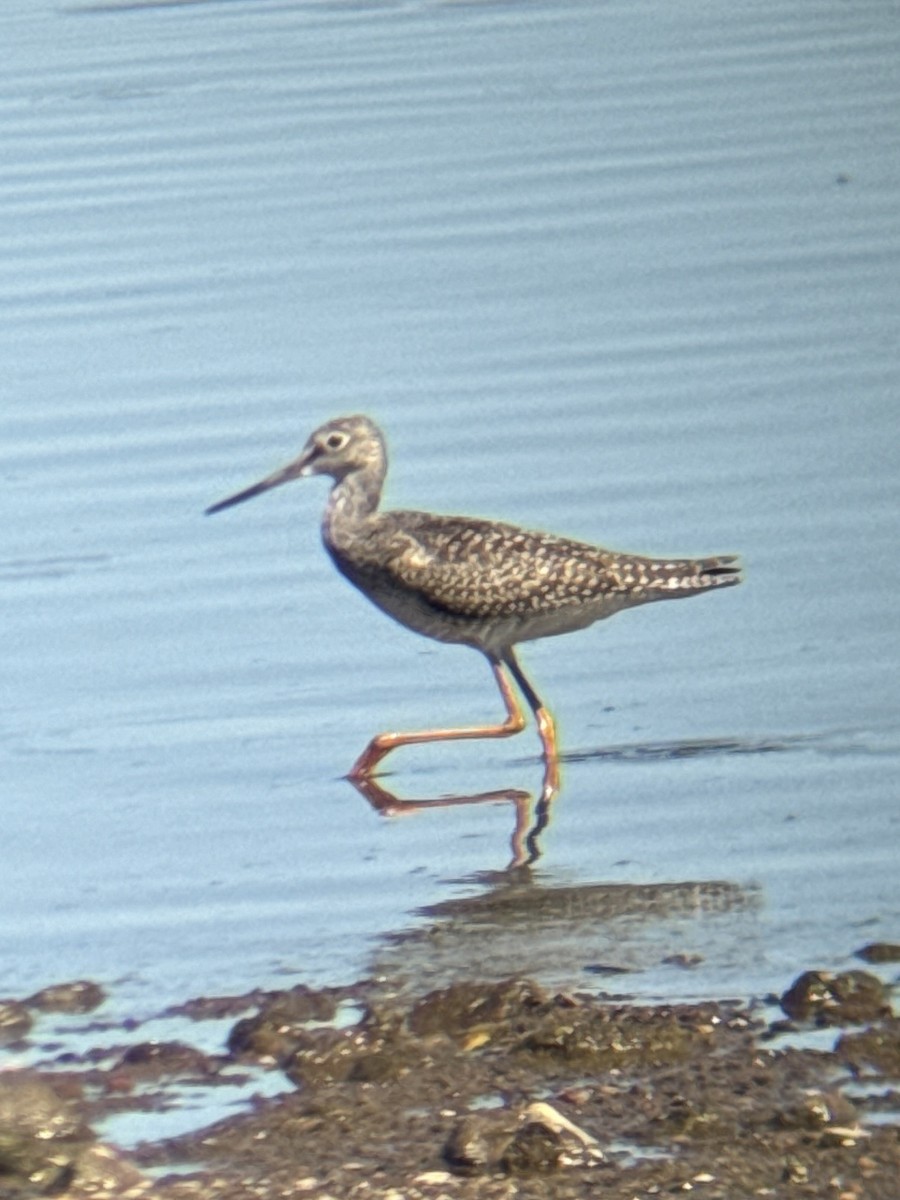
3,0 -> 899,1041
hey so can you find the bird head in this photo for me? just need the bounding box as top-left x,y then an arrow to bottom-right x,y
205,414 -> 385,515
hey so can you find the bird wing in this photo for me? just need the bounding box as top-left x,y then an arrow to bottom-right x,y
366,510 -> 617,620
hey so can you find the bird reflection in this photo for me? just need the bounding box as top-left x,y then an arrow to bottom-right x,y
370,868 -> 760,993
349,764 -> 558,868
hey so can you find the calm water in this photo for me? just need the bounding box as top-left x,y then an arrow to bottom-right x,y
3,0 -> 899,1042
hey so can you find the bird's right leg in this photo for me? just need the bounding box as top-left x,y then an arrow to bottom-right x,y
347,654 -> 526,779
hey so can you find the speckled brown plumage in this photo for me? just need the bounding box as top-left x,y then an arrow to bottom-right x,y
334,508 -> 739,633
207,414 -> 743,781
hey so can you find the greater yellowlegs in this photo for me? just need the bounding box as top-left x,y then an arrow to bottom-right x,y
206,415 -> 742,780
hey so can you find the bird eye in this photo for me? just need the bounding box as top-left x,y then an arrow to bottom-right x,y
325,432 -> 348,451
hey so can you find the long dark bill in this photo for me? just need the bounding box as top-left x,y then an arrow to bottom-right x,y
205,454 -> 312,515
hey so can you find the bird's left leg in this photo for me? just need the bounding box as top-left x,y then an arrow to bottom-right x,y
501,647 -> 561,791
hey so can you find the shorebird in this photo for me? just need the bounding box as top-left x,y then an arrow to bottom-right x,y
206,415 -> 742,781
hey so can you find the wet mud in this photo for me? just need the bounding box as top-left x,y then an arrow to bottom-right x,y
1,958 -> 898,1200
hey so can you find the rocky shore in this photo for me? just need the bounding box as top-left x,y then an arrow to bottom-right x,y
1,953 -> 897,1199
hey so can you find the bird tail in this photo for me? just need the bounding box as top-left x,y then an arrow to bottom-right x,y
643,554 -> 743,597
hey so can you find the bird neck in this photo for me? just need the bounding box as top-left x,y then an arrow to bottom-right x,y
323,463 -> 385,547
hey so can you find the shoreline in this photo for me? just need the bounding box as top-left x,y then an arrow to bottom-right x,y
1,961 -> 897,1198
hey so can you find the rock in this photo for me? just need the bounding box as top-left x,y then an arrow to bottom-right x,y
837,1018 -> 900,1074
443,1111 -> 520,1173
0,1001 -> 32,1045
118,1040 -> 218,1079
26,980 -> 106,1014
775,1089 -> 860,1131
855,942 -> 900,964
408,978 -> 546,1039
283,1016 -> 423,1089
280,980 -> 547,1089
662,953 -> 704,969
780,970 -> 889,1025
515,1003 -> 698,1071
0,1073 -> 92,1194
413,1170 -> 453,1185
0,1072 -> 148,1196
228,985 -> 339,1062
444,1100 -> 600,1176
72,1141 -> 148,1194
501,1119 -> 565,1173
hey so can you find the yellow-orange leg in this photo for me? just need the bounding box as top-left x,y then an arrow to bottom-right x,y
535,708 -> 560,792
348,657 -> 527,779
501,648 -> 561,791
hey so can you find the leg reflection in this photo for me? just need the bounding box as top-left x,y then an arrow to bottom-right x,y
349,760 -> 560,869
